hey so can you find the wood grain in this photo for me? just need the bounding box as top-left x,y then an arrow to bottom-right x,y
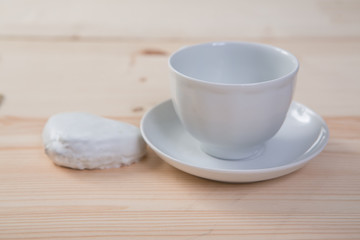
1,0 -> 360,40
0,115 -> 359,239
0,0 -> 360,239
0,38 -> 359,118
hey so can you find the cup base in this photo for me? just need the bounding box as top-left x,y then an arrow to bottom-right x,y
201,144 -> 265,160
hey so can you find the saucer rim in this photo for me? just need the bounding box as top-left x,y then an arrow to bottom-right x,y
140,99 -> 329,175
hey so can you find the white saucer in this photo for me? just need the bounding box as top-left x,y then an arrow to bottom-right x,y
141,100 -> 329,182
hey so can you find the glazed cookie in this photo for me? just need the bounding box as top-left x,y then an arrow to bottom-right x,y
42,112 -> 146,170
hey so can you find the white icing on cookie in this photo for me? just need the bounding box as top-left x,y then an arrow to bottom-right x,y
42,112 -> 146,169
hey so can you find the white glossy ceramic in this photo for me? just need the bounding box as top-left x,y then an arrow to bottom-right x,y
169,42 -> 299,159
141,100 -> 329,183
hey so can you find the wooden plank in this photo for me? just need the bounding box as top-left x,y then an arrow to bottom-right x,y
0,116 -> 359,239
0,0 -> 360,39
0,38 -> 359,118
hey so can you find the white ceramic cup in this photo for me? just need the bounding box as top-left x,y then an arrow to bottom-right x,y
169,42 -> 299,160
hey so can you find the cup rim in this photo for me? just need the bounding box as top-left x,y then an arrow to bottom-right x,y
168,41 -> 299,87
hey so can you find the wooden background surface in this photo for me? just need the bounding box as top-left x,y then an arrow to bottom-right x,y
1,0 -> 360,239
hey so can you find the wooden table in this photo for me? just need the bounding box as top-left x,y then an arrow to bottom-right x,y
1,1 -> 359,239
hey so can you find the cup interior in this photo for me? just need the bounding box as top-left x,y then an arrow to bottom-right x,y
169,42 -> 298,84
